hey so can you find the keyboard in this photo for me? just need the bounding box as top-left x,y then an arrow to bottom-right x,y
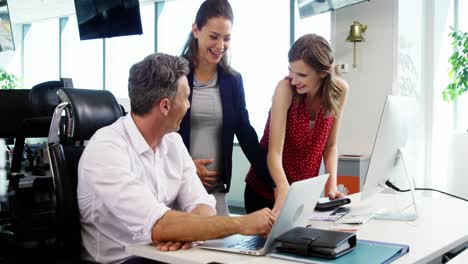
229,236 -> 266,250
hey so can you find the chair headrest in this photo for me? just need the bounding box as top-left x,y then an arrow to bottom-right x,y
58,88 -> 123,140
29,81 -> 64,117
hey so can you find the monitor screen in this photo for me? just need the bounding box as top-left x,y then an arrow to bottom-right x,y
74,0 -> 143,40
361,95 -> 415,201
297,0 -> 369,19
0,0 -> 15,51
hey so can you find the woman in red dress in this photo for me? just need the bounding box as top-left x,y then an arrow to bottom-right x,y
245,34 -> 348,214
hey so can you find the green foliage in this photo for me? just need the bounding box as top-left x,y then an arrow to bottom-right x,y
443,29 -> 468,102
0,67 -> 17,90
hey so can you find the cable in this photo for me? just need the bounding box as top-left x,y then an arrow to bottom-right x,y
385,180 -> 468,202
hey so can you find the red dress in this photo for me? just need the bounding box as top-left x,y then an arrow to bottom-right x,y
245,96 -> 334,202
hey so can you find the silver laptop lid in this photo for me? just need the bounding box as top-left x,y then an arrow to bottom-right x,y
261,174 -> 329,254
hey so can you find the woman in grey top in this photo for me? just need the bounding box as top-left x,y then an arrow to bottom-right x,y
178,0 -> 274,215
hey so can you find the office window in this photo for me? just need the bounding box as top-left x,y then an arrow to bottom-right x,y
157,0 -> 290,135
454,0 -> 468,131
23,19 -> 59,89
0,24 -> 22,82
295,9 -> 331,41
105,3 -> 155,99
157,0 -> 203,55
229,0 -> 290,135
61,16 -> 103,90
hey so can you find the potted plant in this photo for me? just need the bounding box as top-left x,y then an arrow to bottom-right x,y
442,29 -> 468,102
0,67 -> 17,90
444,29 -> 468,199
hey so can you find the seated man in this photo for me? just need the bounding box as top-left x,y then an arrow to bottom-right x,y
78,53 -> 276,264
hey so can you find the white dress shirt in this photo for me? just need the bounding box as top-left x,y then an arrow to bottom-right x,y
78,114 -> 216,264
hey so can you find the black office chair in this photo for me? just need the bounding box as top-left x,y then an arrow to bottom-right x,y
0,80 -> 70,262
47,88 -> 123,261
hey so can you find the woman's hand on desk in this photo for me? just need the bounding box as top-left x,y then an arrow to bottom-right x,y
193,159 -> 220,188
327,186 -> 346,200
155,241 -> 193,251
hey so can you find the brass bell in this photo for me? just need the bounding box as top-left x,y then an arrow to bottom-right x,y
346,21 -> 367,42
346,21 -> 367,68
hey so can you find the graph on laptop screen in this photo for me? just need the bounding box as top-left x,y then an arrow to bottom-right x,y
360,95 -> 418,221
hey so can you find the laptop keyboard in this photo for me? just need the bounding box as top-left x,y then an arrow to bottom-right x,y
229,236 -> 267,250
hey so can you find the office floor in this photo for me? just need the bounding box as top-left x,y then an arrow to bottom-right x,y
228,206 -> 246,215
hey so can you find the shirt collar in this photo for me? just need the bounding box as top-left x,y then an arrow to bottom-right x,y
123,114 -> 168,156
124,113 -> 167,155
124,114 -> 150,155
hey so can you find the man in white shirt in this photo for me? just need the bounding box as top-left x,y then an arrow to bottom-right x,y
78,53 -> 276,264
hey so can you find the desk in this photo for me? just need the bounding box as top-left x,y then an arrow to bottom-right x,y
448,249 -> 468,264
127,191 -> 468,264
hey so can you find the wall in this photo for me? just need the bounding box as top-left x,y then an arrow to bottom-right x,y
226,145 -> 249,207
333,0 -> 397,156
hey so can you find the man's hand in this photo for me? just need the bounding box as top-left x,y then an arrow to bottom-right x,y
239,208 -> 277,237
155,241 -> 193,251
193,159 -> 220,188
272,184 -> 289,215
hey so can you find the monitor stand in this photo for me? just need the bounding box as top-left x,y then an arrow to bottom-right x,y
373,147 -> 419,221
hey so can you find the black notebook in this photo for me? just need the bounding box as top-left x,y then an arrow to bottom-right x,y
276,227 -> 357,259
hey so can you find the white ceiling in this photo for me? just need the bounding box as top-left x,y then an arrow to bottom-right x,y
8,0 -> 165,24
8,0 -> 75,23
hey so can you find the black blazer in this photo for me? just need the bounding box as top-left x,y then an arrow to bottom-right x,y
178,66 -> 274,192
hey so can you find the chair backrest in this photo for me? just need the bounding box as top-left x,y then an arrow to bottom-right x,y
1,81 -> 66,173
6,82 -> 64,240
29,80 -> 64,117
47,88 -> 123,260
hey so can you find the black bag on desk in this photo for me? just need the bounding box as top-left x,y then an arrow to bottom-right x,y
276,227 -> 356,259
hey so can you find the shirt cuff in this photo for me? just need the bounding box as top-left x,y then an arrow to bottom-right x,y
133,203 -> 171,243
185,193 -> 216,214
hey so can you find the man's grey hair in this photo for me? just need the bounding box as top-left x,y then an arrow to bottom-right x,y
128,53 -> 190,116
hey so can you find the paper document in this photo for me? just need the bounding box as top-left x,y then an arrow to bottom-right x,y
335,212 -> 375,224
310,207 -> 351,221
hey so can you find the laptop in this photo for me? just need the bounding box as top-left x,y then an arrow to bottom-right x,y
198,174 -> 329,256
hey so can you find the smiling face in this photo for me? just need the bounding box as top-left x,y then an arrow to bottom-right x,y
192,16 -> 232,66
288,59 -> 327,95
167,76 -> 191,132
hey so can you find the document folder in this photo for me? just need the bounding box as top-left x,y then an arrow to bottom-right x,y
270,239 -> 409,264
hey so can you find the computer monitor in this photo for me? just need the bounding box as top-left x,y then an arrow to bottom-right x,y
1,139 -> 6,200
74,0 -> 143,40
0,0 -> 15,51
360,95 -> 418,221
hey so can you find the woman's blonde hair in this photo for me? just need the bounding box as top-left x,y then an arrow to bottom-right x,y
288,34 -> 345,117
